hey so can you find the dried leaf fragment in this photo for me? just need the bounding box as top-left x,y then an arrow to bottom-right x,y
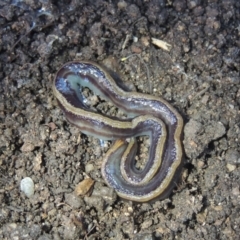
151,38 -> 172,51
74,178 -> 94,196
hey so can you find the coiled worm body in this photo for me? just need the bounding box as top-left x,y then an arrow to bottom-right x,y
53,61 -> 183,202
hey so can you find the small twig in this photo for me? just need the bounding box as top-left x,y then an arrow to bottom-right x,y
122,34 -> 131,50
10,22 -> 36,51
190,84 -> 210,102
10,5 -> 55,51
83,211 -> 110,239
131,16 -> 145,28
122,17 -> 146,50
84,224 -> 97,240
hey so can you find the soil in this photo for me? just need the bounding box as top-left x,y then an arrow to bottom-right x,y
0,0 -> 240,239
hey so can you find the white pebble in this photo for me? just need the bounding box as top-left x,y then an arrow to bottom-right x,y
133,36 -> 138,42
85,163 -> 94,173
20,177 -> 35,198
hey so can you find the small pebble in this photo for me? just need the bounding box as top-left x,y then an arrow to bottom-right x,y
133,36 -> 138,42
85,163 -> 94,173
140,36 -> 150,47
117,1 -> 127,9
20,177 -> 35,198
131,44 -> 142,53
226,163 -> 236,172
21,142 -> 35,152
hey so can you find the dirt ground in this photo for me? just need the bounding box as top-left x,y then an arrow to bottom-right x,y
0,0 -> 240,239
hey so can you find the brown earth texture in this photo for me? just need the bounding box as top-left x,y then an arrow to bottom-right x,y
0,0 -> 240,239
